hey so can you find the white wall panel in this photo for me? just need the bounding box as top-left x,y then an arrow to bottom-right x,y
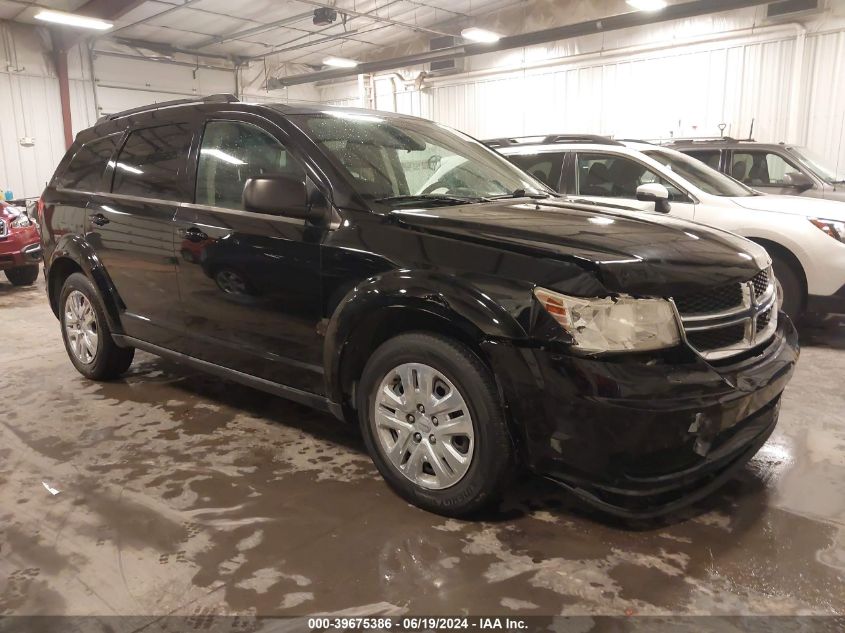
315,16 -> 845,172
0,72 -> 68,199
800,31 -> 845,175
421,35 -> 796,144
91,53 -> 236,116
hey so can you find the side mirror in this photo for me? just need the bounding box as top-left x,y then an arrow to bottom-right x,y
243,175 -> 324,222
784,172 -> 814,192
636,183 -> 671,213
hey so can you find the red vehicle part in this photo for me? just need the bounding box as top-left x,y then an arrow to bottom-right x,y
0,201 -> 42,285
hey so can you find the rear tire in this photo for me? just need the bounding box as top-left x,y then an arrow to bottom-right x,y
60,272 -> 134,380
4,265 -> 39,286
357,332 -> 514,517
770,254 -> 803,321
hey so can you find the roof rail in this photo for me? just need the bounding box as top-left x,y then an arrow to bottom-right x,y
485,133 -> 623,147
617,138 -> 656,145
100,93 -> 240,122
663,136 -> 751,144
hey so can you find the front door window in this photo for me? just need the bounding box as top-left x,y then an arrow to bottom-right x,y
196,120 -> 305,210
730,151 -> 802,187
575,153 -> 686,201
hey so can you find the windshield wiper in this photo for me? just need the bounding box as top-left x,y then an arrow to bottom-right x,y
486,189 -> 552,200
373,194 -> 486,205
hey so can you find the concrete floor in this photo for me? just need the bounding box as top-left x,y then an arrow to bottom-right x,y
1,274 -> 843,618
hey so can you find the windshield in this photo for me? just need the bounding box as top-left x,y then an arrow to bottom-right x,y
791,146 -> 845,184
643,149 -> 755,197
294,111 -> 551,206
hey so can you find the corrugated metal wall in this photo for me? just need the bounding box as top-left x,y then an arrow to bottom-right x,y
800,30 -> 845,171
425,35 -> 797,141
320,22 -> 845,174
0,21 -> 97,199
0,71 -> 67,199
4,11 -> 845,198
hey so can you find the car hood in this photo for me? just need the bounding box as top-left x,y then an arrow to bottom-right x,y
391,198 -> 769,295
729,194 -> 845,220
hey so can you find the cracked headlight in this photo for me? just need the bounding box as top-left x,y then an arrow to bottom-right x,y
534,287 -> 681,352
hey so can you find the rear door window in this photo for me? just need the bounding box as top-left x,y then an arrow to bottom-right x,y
506,153 -> 564,190
57,135 -> 121,191
111,124 -> 194,201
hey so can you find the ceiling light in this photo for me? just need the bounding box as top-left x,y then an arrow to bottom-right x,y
461,27 -> 501,43
34,9 -> 113,30
626,0 -> 668,10
323,56 -> 358,68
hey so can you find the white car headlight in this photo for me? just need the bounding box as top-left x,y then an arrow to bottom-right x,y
809,218 -> 845,243
534,287 -> 681,353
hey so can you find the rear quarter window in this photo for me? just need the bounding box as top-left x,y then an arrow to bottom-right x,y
54,135 -> 122,191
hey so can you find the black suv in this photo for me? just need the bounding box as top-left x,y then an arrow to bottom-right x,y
39,95 -> 798,519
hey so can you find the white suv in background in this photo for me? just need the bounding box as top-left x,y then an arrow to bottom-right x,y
488,134 -> 845,319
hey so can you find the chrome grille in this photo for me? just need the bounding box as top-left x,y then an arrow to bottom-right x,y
0,218 -> 6,238
672,267 -> 778,361
755,305 -> 773,333
751,268 -> 769,299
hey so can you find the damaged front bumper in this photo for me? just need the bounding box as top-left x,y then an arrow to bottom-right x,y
485,316 -> 799,519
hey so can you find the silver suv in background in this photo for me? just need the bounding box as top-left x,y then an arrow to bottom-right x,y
668,138 -> 845,202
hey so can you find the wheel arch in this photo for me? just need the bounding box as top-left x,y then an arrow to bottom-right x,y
47,235 -> 124,332
324,270 -> 528,421
745,236 -> 808,308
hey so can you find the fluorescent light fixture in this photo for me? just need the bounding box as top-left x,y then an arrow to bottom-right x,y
626,0 -> 668,10
201,148 -> 246,165
34,9 -> 113,30
323,56 -> 358,68
461,27 -> 501,43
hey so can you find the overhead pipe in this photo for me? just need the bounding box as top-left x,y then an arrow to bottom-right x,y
268,0 -> 773,89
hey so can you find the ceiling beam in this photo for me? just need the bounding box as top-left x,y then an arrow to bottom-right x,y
191,10 -> 316,49
105,0 -> 211,38
269,0 -> 774,88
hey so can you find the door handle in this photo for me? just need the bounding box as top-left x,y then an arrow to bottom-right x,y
184,227 -> 208,243
90,213 -> 109,227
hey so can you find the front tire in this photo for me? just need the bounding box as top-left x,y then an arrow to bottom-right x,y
60,272 -> 134,380
4,265 -> 39,286
357,332 -> 513,517
771,255 -> 803,321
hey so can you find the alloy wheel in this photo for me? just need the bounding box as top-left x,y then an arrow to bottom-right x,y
64,290 -> 99,365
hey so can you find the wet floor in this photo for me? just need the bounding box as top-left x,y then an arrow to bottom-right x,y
0,275 -> 843,618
